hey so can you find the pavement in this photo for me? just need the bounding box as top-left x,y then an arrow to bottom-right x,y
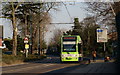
91,59 -> 115,63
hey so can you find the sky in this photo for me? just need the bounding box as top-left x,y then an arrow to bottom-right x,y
0,2 -> 88,45
45,2 -> 88,45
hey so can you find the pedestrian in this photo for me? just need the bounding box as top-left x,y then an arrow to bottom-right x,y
92,50 -> 97,62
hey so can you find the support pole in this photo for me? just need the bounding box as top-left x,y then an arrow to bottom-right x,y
104,42 -> 106,58
38,26 -> 40,55
26,49 -> 28,58
25,44 -> 29,57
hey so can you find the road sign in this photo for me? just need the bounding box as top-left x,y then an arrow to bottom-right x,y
24,37 -> 28,40
25,44 -> 29,49
24,37 -> 28,43
97,28 -> 108,42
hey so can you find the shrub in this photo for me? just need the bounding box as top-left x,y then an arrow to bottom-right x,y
24,54 -> 46,62
2,53 -> 46,65
2,54 -> 24,64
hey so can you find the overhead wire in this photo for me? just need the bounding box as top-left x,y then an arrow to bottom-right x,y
62,2 -> 73,22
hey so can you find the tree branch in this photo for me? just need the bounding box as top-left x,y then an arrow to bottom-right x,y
0,16 -> 11,19
15,2 -> 22,10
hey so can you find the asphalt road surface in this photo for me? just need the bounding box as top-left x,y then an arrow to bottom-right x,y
1,55 -> 119,75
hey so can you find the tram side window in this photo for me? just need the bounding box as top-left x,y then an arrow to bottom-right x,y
78,43 -> 81,53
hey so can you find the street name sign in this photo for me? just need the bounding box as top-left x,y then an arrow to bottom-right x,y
97,28 -> 108,42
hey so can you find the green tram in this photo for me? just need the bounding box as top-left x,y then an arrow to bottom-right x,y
61,35 -> 83,62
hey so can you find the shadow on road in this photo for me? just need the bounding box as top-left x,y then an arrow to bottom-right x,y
40,62 -> 120,74
29,55 -> 61,64
45,64 -> 89,73
28,55 -> 90,64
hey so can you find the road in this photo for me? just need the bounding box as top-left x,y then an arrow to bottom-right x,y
1,55 -> 119,75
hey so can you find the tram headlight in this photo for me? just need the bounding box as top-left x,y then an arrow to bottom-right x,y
72,54 -> 78,57
72,54 -> 76,57
79,54 -> 83,57
61,54 -> 67,57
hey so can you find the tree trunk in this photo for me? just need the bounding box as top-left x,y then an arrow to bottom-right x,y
115,12 -> 120,62
25,14 -> 28,36
87,30 -> 91,55
12,12 -> 17,56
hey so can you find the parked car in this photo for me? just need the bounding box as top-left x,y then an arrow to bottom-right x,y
3,51 -> 12,55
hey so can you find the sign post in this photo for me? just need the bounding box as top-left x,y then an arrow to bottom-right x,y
25,44 -> 29,57
24,37 -> 29,57
0,26 -> 3,48
97,28 -> 108,58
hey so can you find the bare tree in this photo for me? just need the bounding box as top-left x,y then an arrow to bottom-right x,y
86,1 -> 120,61
48,29 -> 64,47
2,2 -> 22,56
2,2 -> 61,55
86,2 -> 115,27
72,17 -> 98,55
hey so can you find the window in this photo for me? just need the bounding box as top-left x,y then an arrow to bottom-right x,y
63,37 -> 76,41
63,44 -> 76,52
62,37 -> 77,52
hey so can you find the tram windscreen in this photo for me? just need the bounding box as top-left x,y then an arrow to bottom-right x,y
63,37 -> 77,52
63,44 -> 76,52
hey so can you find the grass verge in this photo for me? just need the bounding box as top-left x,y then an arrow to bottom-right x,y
1,54 -> 46,66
